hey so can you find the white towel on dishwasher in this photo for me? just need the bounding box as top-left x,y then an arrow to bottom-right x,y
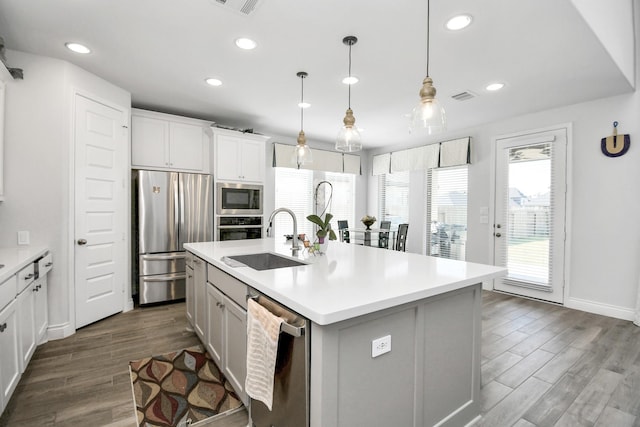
245,298 -> 284,411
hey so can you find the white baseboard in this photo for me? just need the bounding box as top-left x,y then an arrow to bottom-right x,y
47,322 -> 75,340
124,298 -> 134,312
565,296 -> 635,321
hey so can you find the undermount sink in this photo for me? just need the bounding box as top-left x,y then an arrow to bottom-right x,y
227,253 -> 306,271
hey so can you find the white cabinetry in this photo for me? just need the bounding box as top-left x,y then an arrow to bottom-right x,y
16,263 -> 36,372
213,128 -> 268,183
193,256 -> 207,340
131,109 -> 211,172
185,253 -> 195,328
205,262 -> 249,405
0,64 -> 12,202
0,298 -> 19,414
206,283 -> 224,367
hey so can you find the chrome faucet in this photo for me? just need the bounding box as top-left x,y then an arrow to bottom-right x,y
267,208 -> 299,253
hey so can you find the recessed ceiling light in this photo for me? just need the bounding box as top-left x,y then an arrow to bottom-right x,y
486,82 -> 505,91
298,102 -> 311,109
342,76 -> 359,85
205,78 -> 223,87
235,38 -> 257,50
446,14 -> 472,31
65,42 -> 91,54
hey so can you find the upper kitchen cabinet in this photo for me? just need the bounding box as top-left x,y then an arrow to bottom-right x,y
213,128 -> 269,183
0,63 -> 12,202
131,109 -> 212,173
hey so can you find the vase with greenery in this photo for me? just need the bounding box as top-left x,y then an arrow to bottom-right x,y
306,213 -> 337,253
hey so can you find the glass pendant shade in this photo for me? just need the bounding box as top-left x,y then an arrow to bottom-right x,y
335,36 -> 362,152
410,77 -> 446,134
292,130 -> 313,168
336,108 -> 362,152
292,71 -> 312,169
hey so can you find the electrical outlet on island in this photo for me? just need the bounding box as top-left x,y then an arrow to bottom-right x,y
371,335 -> 391,358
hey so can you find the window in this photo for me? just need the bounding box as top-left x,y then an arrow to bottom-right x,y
274,168 -> 355,241
426,166 -> 468,260
378,171 -> 409,228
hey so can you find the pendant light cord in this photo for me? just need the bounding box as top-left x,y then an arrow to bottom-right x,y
300,74 -> 304,131
426,0 -> 430,77
347,42 -> 352,109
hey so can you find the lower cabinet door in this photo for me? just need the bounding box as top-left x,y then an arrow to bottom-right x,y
206,283 -> 224,367
0,299 -> 20,412
185,265 -> 195,328
17,283 -> 36,372
193,258 -> 206,340
223,296 -> 248,406
34,276 -> 48,345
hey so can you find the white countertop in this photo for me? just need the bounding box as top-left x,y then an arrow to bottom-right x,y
0,246 -> 49,284
185,238 -> 506,326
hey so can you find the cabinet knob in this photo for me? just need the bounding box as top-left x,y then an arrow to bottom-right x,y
33,287 -> 38,292
45,262 -> 53,267
0,323 -> 6,332
24,273 -> 34,280
77,239 -> 87,245
495,233 -> 502,238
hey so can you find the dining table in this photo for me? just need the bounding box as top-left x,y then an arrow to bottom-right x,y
342,227 -> 397,248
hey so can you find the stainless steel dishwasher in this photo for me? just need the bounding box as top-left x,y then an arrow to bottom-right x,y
248,291 -> 310,427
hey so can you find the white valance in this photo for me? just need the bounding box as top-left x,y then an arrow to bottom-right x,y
374,137 -> 470,175
272,143 -> 361,175
439,137 -> 471,168
391,144 -> 439,172
372,153 -> 391,175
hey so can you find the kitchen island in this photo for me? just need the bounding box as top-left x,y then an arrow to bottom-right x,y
185,238 -> 506,427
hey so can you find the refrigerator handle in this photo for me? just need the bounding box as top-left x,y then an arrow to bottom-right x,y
140,253 -> 186,261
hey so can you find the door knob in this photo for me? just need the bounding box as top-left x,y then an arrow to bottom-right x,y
77,239 -> 87,245
495,233 -> 502,238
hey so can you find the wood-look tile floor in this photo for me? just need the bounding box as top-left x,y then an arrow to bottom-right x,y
1,292 -> 639,426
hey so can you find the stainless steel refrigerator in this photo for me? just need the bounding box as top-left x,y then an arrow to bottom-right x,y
133,170 -> 213,304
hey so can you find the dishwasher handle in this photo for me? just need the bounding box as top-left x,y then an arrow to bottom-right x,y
248,294 -> 306,338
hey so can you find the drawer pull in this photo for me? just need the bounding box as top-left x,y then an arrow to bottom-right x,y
33,287 -> 38,292
0,323 -> 6,332
45,262 -> 53,267
24,273 -> 34,280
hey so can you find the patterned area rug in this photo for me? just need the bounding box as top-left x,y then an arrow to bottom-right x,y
129,346 -> 243,427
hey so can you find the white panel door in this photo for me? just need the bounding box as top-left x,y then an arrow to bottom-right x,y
75,94 -> 127,328
493,127 -> 568,303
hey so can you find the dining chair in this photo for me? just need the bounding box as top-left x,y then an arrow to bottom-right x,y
395,223 -> 409,252
378,220 -> 391,249
337,220 -> 350,243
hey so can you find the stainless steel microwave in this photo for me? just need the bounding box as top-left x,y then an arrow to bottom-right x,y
216,182 -> 263,215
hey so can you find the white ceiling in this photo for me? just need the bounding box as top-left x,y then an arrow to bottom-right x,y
0,0 -> 634,149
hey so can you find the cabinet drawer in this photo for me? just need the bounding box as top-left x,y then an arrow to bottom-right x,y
16,263 -> 35,293
0,275 -> 17,312
37,253 -> 53,277
207,265 -> 248,309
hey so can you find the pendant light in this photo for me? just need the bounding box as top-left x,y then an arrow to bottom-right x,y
410,0 -> 446,134
335,36 -> 362,152
293,71 -> 313,169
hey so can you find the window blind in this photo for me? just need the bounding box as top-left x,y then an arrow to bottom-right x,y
273,168 -> 314,238
501,142 -> 553,288
426,166 -> 468,260
378,171 -> 409,228
274,167 -> 356,242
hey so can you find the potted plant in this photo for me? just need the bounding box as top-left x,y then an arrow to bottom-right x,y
306,213 -> 337,253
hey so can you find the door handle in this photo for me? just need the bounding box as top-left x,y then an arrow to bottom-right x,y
77,239 -> 87,245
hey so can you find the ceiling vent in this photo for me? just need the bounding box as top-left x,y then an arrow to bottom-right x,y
211,0 -> 263,15
451,91 -> 477,101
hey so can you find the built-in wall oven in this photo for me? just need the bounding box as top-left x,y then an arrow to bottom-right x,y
217,182 -> 263,215
217,216 -> 263,241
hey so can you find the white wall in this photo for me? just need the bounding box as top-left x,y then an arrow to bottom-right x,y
0,50 -> 130,337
